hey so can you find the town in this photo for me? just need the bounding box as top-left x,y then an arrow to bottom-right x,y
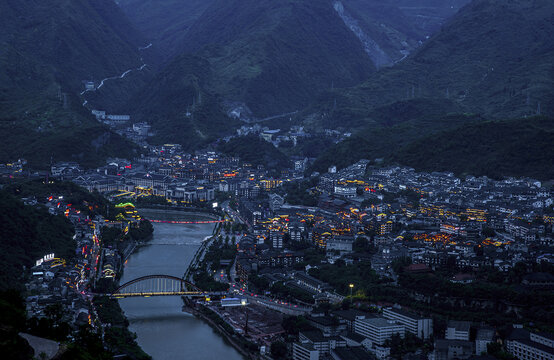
3,132 -> 552,360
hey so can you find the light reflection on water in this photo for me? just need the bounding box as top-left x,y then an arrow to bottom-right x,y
118,210 -> 243,360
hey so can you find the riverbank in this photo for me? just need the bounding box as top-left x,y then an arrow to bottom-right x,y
182,300 -> 257,360
115,210 -> 243,360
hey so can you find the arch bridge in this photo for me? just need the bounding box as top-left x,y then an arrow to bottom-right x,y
111,275 -> 226,298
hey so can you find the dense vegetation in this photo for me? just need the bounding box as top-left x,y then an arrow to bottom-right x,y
312,113 -> 554,180
392,116 -> 554,179
218,135 -> 290,174
94,296 -> 151,359
308,256 -> 554,332
117,0 -> 214,60
0,0 -> 146,167
307,0 -> 554,177
309,0 -> 554,126
281,178 -> 319,207
133,0 -> 374,118
3,179 -> 116,218
0,194 -> 75,291
192,236 -> 235,292
0,290 -> 113,359
311,111 -> 480,172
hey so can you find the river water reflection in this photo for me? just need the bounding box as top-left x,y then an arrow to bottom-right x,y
118,210 -> 243,360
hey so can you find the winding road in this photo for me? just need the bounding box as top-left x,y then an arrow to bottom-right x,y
80,43 -> 152,96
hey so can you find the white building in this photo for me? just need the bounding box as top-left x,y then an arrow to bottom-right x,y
383,307 -> 433,339
506,330 -> 554,360
293,341 -> 319,360
445,320 -> 471,341
354,317 -> 405,346
475,328 -> 495,355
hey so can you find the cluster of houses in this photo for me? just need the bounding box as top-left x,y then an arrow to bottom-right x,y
24,196 -> 101,329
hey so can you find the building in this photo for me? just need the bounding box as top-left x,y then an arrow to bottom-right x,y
475,327 -> 495,355
377,221 -> 393,235
51,162 -> 81,178
294,272 -> 332,294
221,298 -> 248,307
334,184 -> 357,198
506,327 -> 554,360
383,307 -> 433,339
333,310 -> 376,333
307,315 -> 347,337
433,339 -> 474,360
271,230 -> 284,249
312,225 -> 333,249
354,317 -> 405,346
293,341 -> 319,360
290,223 -> 304,242
331,347 -> 374,360
445,320 -> 471,341
299,330 -> 346,355
326,236 -> 355,253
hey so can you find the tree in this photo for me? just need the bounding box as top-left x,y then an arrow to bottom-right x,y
482,227 -> 496,238
392,257 -> 412,274
270,341 -> 288,359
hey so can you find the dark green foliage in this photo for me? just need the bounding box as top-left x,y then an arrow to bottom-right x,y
193,237 -> 234,291
392,116 -> 554,179
392,257 -> 412,275
308,261 -> 381,295
93,296 -> 151,359
118,0 -> 215,60
270,282 -> 314,304
101,227 -> 124,248
282,316 -> 312,336
311,0 -> 554,125
128,220 -> 154,242
218,135 -> 290,172
487,342 -> 516,359
282,179 -> 319,206
0,99 -> 140,169
311,111 -> 479,173
4,179 -> 112,218
177,0 -> 375,117
0,193 -> 74,291
127,53 -> 240,150
270,341 -> 288,359
353,237 -> 377,255
0,0 -> 146,168
0,291 -> 33,360
385,333 -> 426,359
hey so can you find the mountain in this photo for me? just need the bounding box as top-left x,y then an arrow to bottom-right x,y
160,0 -> 376,117
0,0 -> 147,167
120,0 -> 474,149
382,0 -> 472,34
123,0 -> 383,148
308,0 -> 554,177
310,108 -> 480,172
391,116 -> 554,180
309,0 -> 554,128
117,0 -> 215,60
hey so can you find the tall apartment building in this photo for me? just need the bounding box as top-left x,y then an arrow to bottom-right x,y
270,230 -> 284,249
475,327 -> 495,355
506,327 -> 554,360
354,317 -> 405,346
293,341 -> 319,360
383,307 -> 433,339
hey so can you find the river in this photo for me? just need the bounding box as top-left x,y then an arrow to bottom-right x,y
118,209 -> 244,360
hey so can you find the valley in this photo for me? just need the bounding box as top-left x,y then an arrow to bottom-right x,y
1,1 -> 553,359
